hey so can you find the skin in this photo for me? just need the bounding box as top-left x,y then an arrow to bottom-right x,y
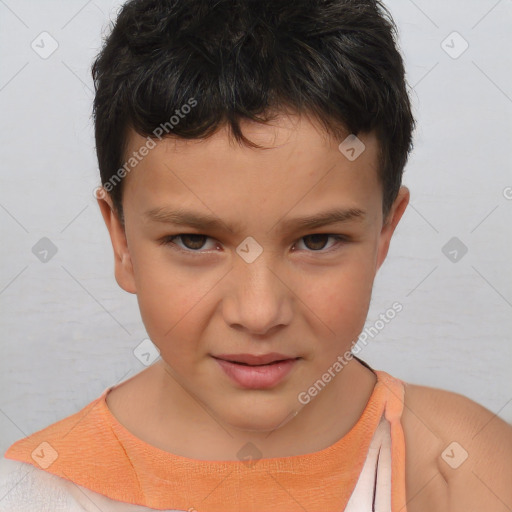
400,382 -> 512,512
97,113 -> 409,461
97,112 -> 512,510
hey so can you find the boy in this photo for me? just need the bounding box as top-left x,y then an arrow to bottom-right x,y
1,0 -> 511,510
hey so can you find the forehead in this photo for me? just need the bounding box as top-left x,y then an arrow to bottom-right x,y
125,113 -> 378,163
121,114 -> 383,226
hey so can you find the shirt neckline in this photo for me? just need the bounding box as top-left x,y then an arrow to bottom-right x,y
98,368 -> 385,465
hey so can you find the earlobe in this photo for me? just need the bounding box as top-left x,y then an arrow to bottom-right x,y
96,191 -> 137,294
375,186 -> 410,271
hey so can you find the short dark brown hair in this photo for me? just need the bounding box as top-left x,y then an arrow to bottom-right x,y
92,0 -> 415,222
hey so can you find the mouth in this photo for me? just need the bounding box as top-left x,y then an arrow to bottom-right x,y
222,360 -> 290,367
212,353 -> 299,366
212,354 -> 301,389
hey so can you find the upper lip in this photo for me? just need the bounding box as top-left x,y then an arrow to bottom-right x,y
213,353 -> 298,366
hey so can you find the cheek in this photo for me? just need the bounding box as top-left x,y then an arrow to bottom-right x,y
131,249 -> 220,359
135,284 -> 203,369
296,259 -> 375,353
303,258 -> 374,315
136,283 -> 206,344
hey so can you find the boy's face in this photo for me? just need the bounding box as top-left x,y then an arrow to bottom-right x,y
99,114 -> 408,432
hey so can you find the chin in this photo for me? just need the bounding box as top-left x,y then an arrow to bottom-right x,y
220,399 -> 300,433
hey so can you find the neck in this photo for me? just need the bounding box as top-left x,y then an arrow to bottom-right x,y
146,358 -> 377,460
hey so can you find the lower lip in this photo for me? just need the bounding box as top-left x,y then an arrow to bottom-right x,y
214,357 -> 299,389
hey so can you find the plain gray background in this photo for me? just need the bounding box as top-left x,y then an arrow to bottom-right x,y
1,0 -> 511,456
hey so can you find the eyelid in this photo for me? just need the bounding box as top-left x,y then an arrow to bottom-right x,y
160,234 -> 218,254
160,233 -> 349,254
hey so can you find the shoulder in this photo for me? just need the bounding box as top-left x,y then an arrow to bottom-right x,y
0,456 -> 156,511
3,392 -> 108,467
401,380 -> 512,512
0,456 -> 83,511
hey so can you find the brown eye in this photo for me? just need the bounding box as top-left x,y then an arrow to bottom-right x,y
161,234 -> 215,252
302,234 -> 330,251
294,234 -> 347,253
178,234 -> 208,250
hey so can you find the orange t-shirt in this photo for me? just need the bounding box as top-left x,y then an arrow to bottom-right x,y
1,369 -> 407,511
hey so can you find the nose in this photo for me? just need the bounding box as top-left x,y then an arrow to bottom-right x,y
222,254 -> 293,336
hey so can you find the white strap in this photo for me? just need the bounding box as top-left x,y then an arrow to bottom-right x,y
345,415 -> 392,512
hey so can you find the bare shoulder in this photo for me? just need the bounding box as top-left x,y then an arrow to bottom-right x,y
401,380 -> 512,512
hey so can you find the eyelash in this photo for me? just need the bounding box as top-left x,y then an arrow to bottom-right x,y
159,233 -> 349,255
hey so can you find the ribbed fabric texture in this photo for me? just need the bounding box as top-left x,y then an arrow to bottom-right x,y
4,370 -> 406,512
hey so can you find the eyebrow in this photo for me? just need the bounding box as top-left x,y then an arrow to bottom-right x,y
144,206 -> 366,233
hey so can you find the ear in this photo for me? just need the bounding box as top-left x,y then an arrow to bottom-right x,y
96,189 -> 137,294
375,186 -> 410,272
